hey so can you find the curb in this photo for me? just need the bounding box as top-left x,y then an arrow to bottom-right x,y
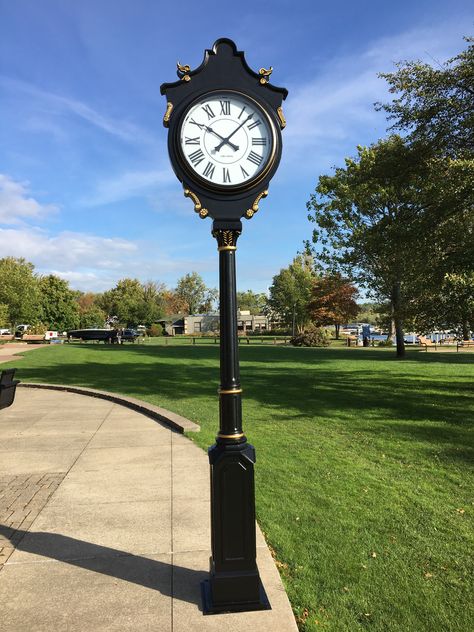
17,382 -> 200,434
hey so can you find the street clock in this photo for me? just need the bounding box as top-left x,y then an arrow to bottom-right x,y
161,38 -> 287,226
161,38 -> 287,616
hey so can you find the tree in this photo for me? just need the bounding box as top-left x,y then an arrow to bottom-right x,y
175,272 -> 216,314
38,275 -> 79,331
376,38 -> 474,338
377,37 -> 474,158
161,289 -> 188,316
307,137 -> 438,357
309,274 -> 359,338
0,257 -> 40,327
0,303 -> 9,328
357,302 -> 379,326
236,290 -> 267,314
98,278 -> 164,326
267,255 -> 315,333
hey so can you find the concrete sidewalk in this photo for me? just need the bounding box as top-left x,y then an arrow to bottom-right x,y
0,388 -> 297,632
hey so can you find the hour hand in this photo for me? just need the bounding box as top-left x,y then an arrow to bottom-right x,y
205,127 -> 239,152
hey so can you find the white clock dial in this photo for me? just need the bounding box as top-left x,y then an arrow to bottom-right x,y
179,92 -> 275,188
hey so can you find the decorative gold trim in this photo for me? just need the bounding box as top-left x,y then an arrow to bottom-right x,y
245,189 -> 269,219
183,188 -> 209,218
177,62 -> 191,82
259,66 -> 273,84
277,106 -> 286,129
218,245 -> 237,251
218,388 -> 243,394
218,432 -> 245,440
214,229 -> 240,250
163,102 -> 173,128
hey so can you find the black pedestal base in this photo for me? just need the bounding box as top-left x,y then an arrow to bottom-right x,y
201,578 -> 271,615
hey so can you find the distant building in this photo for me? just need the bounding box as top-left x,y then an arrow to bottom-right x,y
158,311 -> 270,336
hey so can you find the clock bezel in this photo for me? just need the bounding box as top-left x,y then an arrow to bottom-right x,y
173,89 -> 279,194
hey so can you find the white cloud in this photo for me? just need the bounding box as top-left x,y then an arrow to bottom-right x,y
0,225 -> 215,291
82,168 -> 175,206
0,174 -> 58,225
0,226 -> 136,268
282,21 -> 467,172
0,76 -> 152,145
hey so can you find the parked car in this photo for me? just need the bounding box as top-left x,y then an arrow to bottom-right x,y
120,329 -> 139,342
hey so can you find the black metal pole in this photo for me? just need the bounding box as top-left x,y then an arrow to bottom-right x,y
201,224 -> 270,614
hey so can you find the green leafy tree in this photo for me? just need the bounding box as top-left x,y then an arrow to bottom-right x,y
38,275 -> 80,331
79,306 -> 107,329
309,274 -> 359,338
0,257 -> 40,326
99,278 -> 164,326
0,303 -> 9,328
413,272 -> 474,340
357,302 -> 379,326
267,255 -> 315,333
376,39 -> 474,338
307,134 -> 474,357
377,37 -> 474,158
236,290 -> 268,314
441,272 -> 474,339
175,272 -> 215,315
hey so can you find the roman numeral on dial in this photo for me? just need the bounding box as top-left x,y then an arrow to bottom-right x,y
188,148 -> 205,166
203,162 -> 215,179
201,104 -> 215,120
223,168 -> 231,183
240,165 -> 249,179
185,136 -> 200,145
247,151 -> 263,166
252,137 -> 267,145
220,100 -> 231,115
248,119 -> 262,130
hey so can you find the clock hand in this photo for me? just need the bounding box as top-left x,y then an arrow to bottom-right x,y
193,121 -> 239,151
214,114 -> 253,152
203,126 -> 239,151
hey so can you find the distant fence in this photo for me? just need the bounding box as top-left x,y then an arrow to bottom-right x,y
149,335 -> 291,346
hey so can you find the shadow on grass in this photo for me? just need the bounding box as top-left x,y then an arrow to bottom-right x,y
12,345 -> 474,462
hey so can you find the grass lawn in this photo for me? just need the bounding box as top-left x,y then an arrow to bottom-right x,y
2,342 -> 473,631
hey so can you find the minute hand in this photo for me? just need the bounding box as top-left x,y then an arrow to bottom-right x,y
214,114 -> 254,152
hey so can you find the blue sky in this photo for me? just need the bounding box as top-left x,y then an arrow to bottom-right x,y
0,0 -> 472,294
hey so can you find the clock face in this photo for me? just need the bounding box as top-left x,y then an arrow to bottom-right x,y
178,91 -> 275,189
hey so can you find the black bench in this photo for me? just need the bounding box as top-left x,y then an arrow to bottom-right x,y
0,368 -> 20,410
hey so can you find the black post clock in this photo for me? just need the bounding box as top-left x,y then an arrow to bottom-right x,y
161,38 -> 287,614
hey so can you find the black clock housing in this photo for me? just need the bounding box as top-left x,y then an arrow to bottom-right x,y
161,38 -> 287,228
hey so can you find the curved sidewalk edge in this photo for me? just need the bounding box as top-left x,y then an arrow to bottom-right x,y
17,382 -> 200,434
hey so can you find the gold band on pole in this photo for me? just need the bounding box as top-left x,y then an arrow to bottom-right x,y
217,432 -> 245,440
218,388 -> 243,394
218,245 -> 237,251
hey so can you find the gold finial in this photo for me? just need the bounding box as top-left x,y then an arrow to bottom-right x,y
177,62 -> 191,82
259,66 -> 273,84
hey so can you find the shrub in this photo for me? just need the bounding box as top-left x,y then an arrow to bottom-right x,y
290,326 -> 331,347
147,323 -> 163,337
377,338 -> 393,347
27,322 -> 48,335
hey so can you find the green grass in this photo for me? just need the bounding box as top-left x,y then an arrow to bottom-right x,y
3,344 -> 473,631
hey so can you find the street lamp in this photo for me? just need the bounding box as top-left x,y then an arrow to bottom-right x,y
161,39 -> 287,614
